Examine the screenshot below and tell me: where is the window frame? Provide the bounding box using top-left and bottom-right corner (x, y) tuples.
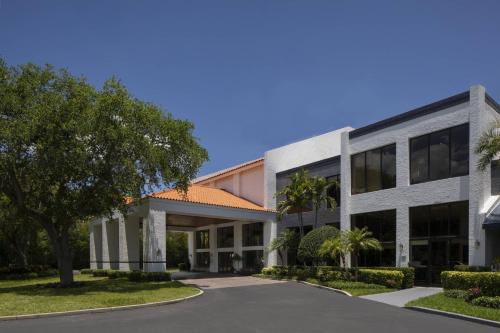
(351, 143), (397, 195)
(410, 123), (469, 185)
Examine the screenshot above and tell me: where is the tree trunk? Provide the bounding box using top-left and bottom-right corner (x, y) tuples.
(313, 207), (318, 229)
(298, 210), (304, 238)
(44, 223), (74, 286)
(353, 253), (359, 281)
(278, 249), (283, 265)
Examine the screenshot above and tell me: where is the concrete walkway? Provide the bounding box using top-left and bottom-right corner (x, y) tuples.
(360, 287), (443, 307)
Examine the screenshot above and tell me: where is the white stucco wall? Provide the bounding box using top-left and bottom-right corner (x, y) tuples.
(264, 127), (353, 210)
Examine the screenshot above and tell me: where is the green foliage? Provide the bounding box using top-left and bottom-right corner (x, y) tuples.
(166, 232), (189, 268)
(441, 271), (500, 296)
(91, 269), (114, 277)
(0, 59), (208, 284)
(361, 266), (415, 289)
(471, 296), (500, 309)
(357, 269), (403, 289)
(275, 169), (312, 237)
(453, 265), (491, 272)
(128, 271), (171, 282)
(316, 266), (346, 282)
(0, 265), (58, 280)
(444, 289), (468, 299)
(309, 176), (338, 228)
(178, 263), (189, 271)
(297, 225), (339, 263)
(475, 121), (500, 170)
(266, 229), (299, 264)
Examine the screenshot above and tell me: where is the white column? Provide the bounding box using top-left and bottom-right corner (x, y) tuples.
(187, 231), (195, 269)
(340, 130), (352, 267)
(89, 222), (97, 269)
(396, 208), (409, 267)
(209, 225), (217, 272)
(263, 219), (277, 267)
(143, 209), (167, 272)
(119, 215), (140, 271)
(101, 219), (111, 269)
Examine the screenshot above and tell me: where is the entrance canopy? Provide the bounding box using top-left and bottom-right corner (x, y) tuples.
(484, 202), (500, 230)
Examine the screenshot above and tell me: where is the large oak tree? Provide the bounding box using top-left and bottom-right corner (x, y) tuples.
(0, 59), (208, 285)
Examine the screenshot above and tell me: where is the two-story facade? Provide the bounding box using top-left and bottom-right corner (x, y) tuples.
(90, 85), (500, 284)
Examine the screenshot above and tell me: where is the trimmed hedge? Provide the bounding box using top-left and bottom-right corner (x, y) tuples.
(128, 271), (171, 282)
(444, 289), (468, 299)
(441, 271), (500, 296)
(0, 265), (58, 280)
(358, 269), (403, 289)
(454, 265), (491, 272)
(362, 267), (414, 289)
(471, 296), (500, 309)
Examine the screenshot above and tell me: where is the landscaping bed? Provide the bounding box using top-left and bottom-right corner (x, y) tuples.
(406, 271), (500, 322)
(0, 274), (199, 316)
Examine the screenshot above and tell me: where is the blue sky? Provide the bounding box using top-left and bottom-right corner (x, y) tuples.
(1, 1), (500, 176)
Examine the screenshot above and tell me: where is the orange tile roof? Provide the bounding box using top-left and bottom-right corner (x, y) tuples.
(149, 184), (270, 212)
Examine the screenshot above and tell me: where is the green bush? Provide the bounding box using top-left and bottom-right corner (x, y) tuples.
(80, 268), (93, 275)
(441, 271), (500, 296)
(316, 266), (350, 282)
(0, 266), (58, 280)
(107, 270), (130, 279)
(358, 269), (403, 289)
(454, 265), (491, 272)
(128, 271), (171, 282)
(362, 267), (414, 289)
(471, 296), (500, 309)
(444, 289), (468, 299)
(178, 263), (189, 271)
(297, 226), (339, 263)
(91, 269), (113, 277)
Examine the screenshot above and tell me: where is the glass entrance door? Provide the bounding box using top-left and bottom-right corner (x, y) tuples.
(218, 252), (233, 273)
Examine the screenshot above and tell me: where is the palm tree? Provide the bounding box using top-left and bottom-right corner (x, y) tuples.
(475, 122), (500, 170)
(275, 169), (312, 238)
(310, 176), (338, 229)
(347, 227), (383, 280)
(319, 232), (350, 270)
(266, 229), (299, 264)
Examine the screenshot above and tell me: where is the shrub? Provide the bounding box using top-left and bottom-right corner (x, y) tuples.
(128, 271), (171, 282)
(441, 271), (500, 296)
(0, 266), (58, 280)
(295, 268), (309, 281)
(107, 270), (130, 279)
(317, 266), (349, 282)
(471, 296), (500, 309)
(91, 269), (113, 277)
(465, 287), (482, 302)
(454, 265), (491, 272)
(297, 226), (339, 263)
(362, 267), (415, 289)
(444, 289), (468, 299)
(80, 269), (93, 275)
(261, 267), (274, 276)
(178, 263), (188, 271)
(358, 269), (403, 289)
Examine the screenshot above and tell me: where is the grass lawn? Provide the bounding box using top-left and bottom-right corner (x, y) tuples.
(0, 274), (200, 317)
(305, 278), (396, 296)
(407, 293), (500, 322)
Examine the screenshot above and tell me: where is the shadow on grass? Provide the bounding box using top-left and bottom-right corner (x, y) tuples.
(0, 279), (188, 297)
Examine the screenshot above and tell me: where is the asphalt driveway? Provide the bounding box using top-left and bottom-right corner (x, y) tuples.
(0, 280), (497, 333)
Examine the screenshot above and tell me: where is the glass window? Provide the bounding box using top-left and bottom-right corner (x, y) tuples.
(196, 230), (210, 249)
(351, 144), (396, 195)
(196, 252), (210, 268)
(450, 125), (469, 177)
(217, 226), (234, 248)
(242, 222), (263, 247)
(410, 135), (429, 184)
(429, 130), (450, 181)
(242, 250), (264, 272)
(430, 204), (449, 236)
(410, 206), (429, 238)
(327, 175), (340, 207)
(351, 153), (365, 194)
(366, 149), (381, 192)
(491, 160), (500, 195)
(410, 124), (469, 184)
(381, 144), (396, 189)
(449, 201), (468, 237)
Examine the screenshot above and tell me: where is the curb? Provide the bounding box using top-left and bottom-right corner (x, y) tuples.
(407, 306), (500, 328)
(0, 289), (204, 322)
(297, 280), (353, 297)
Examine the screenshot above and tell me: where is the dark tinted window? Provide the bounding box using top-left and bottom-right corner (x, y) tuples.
(410, 124), (469, 184)
(217, 226), (234, 248)
(381, 144), (396, 188)
(242, 250), (264, 272)
(242, 222), (263, 247)
(196, 252), (210, 268)
(351, 144), (396, 195)
(327, 175), (340, 207)
(491, 160), (500, 196)
(196, 230), (210, 249)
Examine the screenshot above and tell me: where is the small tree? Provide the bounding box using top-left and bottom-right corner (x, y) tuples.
(275, 169), (312, 238)
(297, 225), (339, 265)
(266, 229), (299, 265)
(347, 227), (382, 280)
(0, 60), (208, 285)
(319, 233), (350, 270)
(475, 122), (500, 170)
(309, 176), (338, 229)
